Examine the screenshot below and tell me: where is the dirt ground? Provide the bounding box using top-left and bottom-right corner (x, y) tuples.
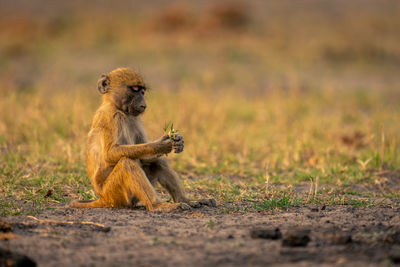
(1, 203), (400, 267)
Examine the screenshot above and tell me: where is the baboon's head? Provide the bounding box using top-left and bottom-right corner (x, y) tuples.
(98, 68), (147, 116)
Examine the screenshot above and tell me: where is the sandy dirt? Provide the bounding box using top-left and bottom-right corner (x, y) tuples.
(1, 203), (400, 267)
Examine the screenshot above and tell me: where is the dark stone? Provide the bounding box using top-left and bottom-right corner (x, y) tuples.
(385, 231), (400, 244)
(101, 227), (111, 233)
(310, 206), (319, 212)
(325, 231), (352, 245)
(250, 228), (282, 240)
(0, 219), (13, 233)
(389, 247), (400, 263)
(282, 230), (311, 247)
(0, 247), (36, 267)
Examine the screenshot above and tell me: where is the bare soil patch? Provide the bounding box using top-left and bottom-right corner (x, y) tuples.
(1, 203), (400, 266)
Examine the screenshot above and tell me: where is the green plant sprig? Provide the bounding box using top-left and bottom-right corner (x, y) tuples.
(163, 121), (179, 140)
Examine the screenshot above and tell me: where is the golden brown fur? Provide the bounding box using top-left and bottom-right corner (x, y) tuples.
(70, 68), (196, 211)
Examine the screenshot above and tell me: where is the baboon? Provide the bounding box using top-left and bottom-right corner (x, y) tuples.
(71, 68), (215, 211)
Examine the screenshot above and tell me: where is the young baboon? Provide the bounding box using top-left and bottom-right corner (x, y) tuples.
(71, 68), (215, 211)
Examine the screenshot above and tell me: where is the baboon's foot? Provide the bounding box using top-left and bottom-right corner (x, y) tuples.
(187, 201), (201, 208)
(152, 202), (182, 212)
(200, 198), (217, 207)
(179, 202), (192, 210)
(187, 198), (217, 208)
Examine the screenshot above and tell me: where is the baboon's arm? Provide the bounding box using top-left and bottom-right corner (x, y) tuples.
(139, 134), (181, 164)
(100, 112), (174, 164)
(102, 120), (172, 164)
(104, 142), (172, 164)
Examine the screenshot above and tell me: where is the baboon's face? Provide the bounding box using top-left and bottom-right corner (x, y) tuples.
(113, 82), (147, 116)
(98, 68), (147, 116)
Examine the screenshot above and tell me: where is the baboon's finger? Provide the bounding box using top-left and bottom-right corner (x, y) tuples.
(173, 146), (184, 153)
(173, 141), (184, 147)
(173, 146), (182, 152)
(179, 203), (192, 210)
(199, 198), (217, 207)
(172, 134), (183, 142)
(173, 142), (184, 147)
(188, 201), (201, 208)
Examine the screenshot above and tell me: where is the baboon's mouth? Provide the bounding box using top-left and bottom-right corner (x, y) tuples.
(128, 105), (145, 116)
(124, 99), (145, 116)
(134, 108), (145, 115)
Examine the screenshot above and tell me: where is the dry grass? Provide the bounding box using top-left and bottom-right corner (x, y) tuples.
(0, 0), (399, 215)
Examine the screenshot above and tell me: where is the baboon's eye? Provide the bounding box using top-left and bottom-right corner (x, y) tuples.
(128, 85), (140, 92)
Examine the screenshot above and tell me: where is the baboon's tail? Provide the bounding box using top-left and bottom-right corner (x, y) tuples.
(70, 199), (105, 208)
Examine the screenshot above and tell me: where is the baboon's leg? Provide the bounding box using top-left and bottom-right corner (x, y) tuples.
(100, 158), (159, 210)
(143, 158), (189, 203)
(101, 158), (180, 211)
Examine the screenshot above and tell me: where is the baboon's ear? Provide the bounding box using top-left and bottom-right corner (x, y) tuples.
(97, 74), (110, 94)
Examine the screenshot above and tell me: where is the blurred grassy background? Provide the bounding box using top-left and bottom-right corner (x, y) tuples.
(1, 0), (399, 215)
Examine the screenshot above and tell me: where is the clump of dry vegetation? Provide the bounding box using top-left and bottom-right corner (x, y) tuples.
(150, 1), (250, 34)
(0, 0), (399, 215)
(205, 1), (250, 30)
(151, 3), (194, 32)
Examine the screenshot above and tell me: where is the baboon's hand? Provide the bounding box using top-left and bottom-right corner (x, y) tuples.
(156, 135), (173, 154)
(172, 134), (184, 153)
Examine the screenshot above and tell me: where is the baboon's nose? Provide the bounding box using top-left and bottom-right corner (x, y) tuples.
(140, 104), (146, 110)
